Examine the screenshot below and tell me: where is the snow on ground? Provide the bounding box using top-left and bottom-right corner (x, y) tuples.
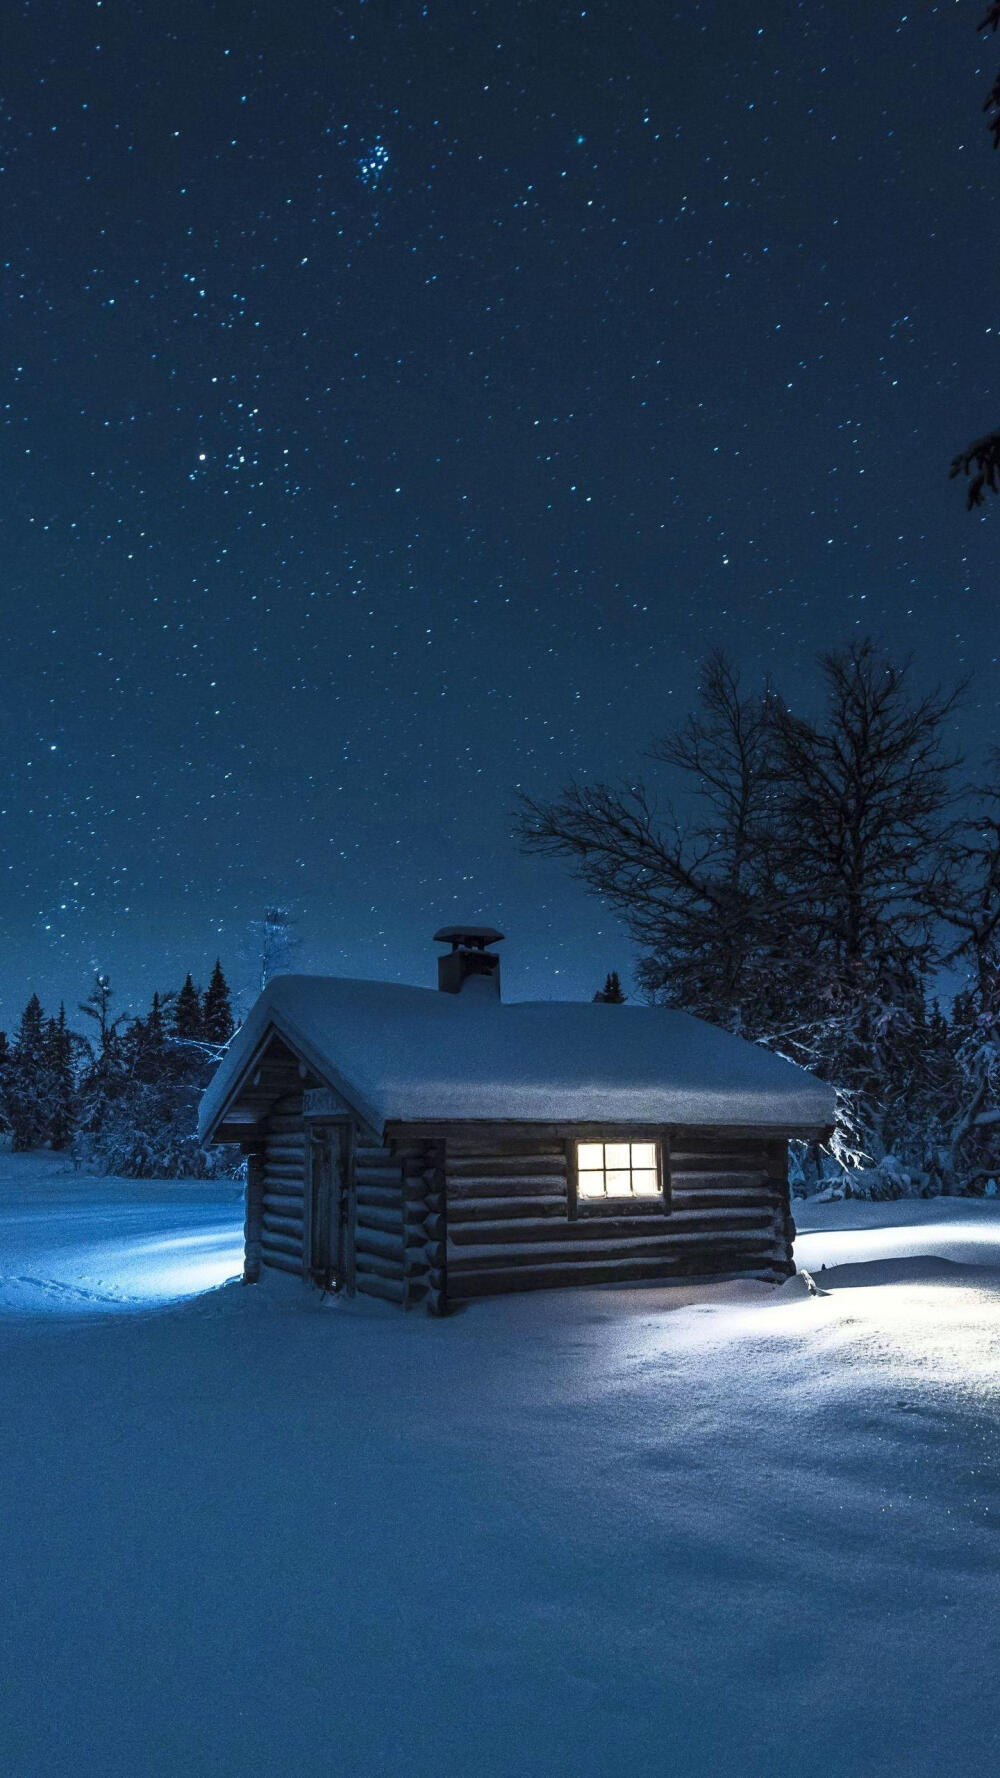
(1, 1150), (998, 1778)
(0, 1149), (244, 1314)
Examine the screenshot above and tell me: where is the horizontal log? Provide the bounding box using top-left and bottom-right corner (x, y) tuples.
(442, 1137), (567, 1158)
(355, 1254), (405, 1282)
(263, 1166), (305, 1186)
(262, 1185), (304, 1203)
(262, 1212), (304, 1237)
(445, 1154), (567, 1178)
(449, 1217), (775, 1249)
(356, 1274), (406, 1305)
(355, 1186), (403, 1212)
(448, 1197), (572, 1224)
(261, 1231), (303, 1259)
(445, 1177), (569, 1200)
(448, 1236), (780, 1271)
(451, 1252), (783, 1299)
(261, 1251), (303, 1277)
(669, 1154), (771, 1174)
(354, 1166), (404, 1187)
(355, 1228), (405, 1260)
(355, 1207), (404, 1237)
(670, 1190), (780, 1212)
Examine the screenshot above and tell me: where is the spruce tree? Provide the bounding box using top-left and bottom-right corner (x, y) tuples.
(593, 971), (627, 1003)
(202, 960), (235, 1045)
(45, 1005), (76, 1150)
(5, 995), (50, 1149)
(172, 973), (203, 1041)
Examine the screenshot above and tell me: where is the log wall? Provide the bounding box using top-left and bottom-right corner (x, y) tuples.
(353, 1140), (447, 1311)
(249, 1111), (794, 1306)
(442, 1130), (793, 1302)
(259, 1094), (308, 1277)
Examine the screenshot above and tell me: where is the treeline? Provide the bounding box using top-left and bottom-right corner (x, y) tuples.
(519, 640), (1000, 1199)
(0, 962), (236, 1178)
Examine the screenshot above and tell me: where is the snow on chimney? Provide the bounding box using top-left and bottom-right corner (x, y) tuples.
(433, 925), (505, 997)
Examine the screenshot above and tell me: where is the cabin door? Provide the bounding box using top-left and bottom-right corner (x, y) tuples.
(307, 1124), (352, 1291)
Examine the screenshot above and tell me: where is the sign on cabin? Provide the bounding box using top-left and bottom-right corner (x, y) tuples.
(303, 1086), (348, 1119)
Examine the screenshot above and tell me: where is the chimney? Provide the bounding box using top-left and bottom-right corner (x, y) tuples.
(433, 925), (505, 997)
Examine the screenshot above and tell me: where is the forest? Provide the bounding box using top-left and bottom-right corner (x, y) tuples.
(0, 963), (236, 1178)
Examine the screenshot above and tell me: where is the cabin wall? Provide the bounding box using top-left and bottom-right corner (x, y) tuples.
(441, 1129), (793, 1302)
(353, 1140), (446, 1312)
(246, 1115), (795, 1306)
(258, 1093), (308, 1276)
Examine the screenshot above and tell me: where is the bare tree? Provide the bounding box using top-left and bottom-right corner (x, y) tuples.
(517, 641), (963, 1173)
(517, 652), (779, 1035)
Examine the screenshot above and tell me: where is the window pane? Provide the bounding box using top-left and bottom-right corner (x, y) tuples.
(577, 1143), (604, 1172)
(631, 1169), (660, 1196)
(605, 1169), (632, 1195)
(605, 1144), (631, 1170)
(630, 1143), (656, 1169)
(577, 1172), (606, 1198)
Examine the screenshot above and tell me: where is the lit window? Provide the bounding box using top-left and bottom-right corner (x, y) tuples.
(576, 1141), (660, 1200)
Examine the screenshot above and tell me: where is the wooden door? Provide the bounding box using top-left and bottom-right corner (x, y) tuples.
(308, 1124), (352, 1290)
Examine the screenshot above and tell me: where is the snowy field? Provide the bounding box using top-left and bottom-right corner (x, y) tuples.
(1, 1152), (998, 1777)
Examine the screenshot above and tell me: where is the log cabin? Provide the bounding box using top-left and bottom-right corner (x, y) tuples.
(198, 927), (835, 1311)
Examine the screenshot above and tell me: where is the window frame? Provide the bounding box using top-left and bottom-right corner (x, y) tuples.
(566, 1132), (671, 1218)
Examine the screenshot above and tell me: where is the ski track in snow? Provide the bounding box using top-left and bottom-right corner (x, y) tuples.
(1, 1150), (999, 1777)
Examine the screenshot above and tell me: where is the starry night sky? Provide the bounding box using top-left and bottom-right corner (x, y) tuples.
(3, 0), (1000, 1025)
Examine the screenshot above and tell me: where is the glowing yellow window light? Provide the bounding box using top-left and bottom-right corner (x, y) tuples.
(576, 1141), (661, 1199)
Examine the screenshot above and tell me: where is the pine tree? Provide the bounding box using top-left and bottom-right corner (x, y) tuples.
(4, 995), (50, 1150)
(172, 973), (203, 1041)
(593, 971), (627, 1003)
(45, 1005), (76, 1150)
(202, 960), (235, 1045)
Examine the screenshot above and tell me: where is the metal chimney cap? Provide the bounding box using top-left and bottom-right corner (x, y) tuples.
(433, 925), (505, 949)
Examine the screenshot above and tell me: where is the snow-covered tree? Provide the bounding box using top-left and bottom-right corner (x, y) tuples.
(44, 1005), (76, 1150)
(172, 973), (204, 1042)
(202, 959), (235, 1045)
(4, 995), (52, 1150)
(763, 642), (961, 1166)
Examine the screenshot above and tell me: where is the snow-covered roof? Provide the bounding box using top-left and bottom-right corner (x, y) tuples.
(199, 974), (835, 1139)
